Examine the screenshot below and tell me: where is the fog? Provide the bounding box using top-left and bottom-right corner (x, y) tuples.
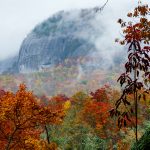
(0, 0), (149, 60)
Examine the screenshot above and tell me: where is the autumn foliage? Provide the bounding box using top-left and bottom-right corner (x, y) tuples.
(81, 86), (120, 142)
(111, 2), (150, 145)
(0, 84), (65, 150)
(0, 1), (149, 150)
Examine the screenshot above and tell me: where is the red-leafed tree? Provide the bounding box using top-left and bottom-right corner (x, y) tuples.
(110, 2), (150, 145)
(82, 86), (114, 139)
(0, 84), (65, 150)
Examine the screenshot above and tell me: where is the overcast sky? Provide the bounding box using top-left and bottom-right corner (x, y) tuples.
(0, 0), (149, 60)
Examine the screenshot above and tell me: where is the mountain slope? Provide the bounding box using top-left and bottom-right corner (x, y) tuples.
(16, 9), (100, 73)
(2, 7), (125, 74)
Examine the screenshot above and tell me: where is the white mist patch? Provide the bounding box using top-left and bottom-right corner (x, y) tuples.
(76, 65), (84, 80)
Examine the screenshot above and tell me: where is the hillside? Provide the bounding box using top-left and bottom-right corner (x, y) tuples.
(1, 7), (124, 74)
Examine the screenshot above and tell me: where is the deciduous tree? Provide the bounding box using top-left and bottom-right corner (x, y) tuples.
(110, 2), (150, 145)
(0, 84), (64, 150)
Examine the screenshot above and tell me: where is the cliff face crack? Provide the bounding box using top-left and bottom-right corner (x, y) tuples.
(12, 9), (99, 73)
(1, 6), (125, 74)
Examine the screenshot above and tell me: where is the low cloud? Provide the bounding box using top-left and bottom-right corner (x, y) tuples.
(0, 0), (149, 60)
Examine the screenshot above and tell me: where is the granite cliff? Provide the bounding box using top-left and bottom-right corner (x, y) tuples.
(16, 9), (100, 73)
(1, 7), (124, 74)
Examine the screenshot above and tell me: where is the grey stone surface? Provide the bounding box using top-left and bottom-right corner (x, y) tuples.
(15, 9), (98, 73)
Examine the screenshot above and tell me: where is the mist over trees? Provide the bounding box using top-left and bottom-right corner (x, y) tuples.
(0, 0), (149, 150)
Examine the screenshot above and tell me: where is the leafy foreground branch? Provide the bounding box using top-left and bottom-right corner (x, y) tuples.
(110, 1), (150, 146)
(131, 125), (150, 150)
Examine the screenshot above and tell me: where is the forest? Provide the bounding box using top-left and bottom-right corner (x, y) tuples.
(0, 1), (150, 150)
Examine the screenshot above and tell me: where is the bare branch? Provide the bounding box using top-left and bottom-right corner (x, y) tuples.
(93, 0), (109, 13)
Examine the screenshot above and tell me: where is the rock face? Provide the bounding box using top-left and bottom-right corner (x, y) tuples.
(1, 7), (124, 74)
(16, 9), (101, 73)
